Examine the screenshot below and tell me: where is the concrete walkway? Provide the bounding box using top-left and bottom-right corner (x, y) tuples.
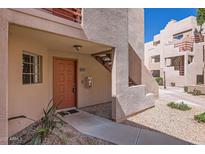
(160, 87), (205, 107)
(62, 111), (190, 145)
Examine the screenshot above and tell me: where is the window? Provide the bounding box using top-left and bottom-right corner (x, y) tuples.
(22, 52), (42, 84)
(196, 75), (204, 85)
(151, 55), (160, 63)
(188, 55), (194, 64)
(173, 34), (183, 40)
(173, 29), (192, 40)
(151, 70), (160, 77)
(153, 40), (160, 46)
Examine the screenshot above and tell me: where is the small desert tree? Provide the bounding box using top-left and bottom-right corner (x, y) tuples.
(196, 8), (205, 34)
(196, 8), (205, 83)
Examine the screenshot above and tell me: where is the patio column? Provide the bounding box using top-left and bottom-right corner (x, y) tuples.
(112, 42), (129, 122)
(110, 10), (129, 122)
(0, 9), (8, 144)
(204, 45), (205, 84)
(82, 8), (129, 122)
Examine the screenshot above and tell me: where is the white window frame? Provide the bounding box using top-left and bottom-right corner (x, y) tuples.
(22, 51), (43, 84)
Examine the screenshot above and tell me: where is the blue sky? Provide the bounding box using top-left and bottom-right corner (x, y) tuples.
(144, 8), (197, 42)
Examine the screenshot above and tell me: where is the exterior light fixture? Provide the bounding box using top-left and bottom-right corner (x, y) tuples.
(73, 45), (82, 51)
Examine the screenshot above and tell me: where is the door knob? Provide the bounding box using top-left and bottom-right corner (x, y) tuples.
(72, 85), (76, 93)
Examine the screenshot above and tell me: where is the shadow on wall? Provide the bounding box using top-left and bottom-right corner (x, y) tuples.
(129, 43), (159, 97)
(112, 85), (155, 122)
(129, 44), (142, 85)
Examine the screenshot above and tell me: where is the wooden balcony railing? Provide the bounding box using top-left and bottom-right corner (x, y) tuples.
(191, 34), (204, 43)
(174, 41), (193, 52)
(41, 8), (82, 23)
(174, 34), (204, 52)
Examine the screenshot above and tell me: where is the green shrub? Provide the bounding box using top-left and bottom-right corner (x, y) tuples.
(197, 81), (203, 85)
(192, 88), (201, 96)
(155, 77), (163, 85)
(184, 86), (188, 92)
(167, 101), (192, 111)
(194, 112), (205, 123)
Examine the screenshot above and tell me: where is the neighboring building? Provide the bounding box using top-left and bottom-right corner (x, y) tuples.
(0, 8), (158, 144)
(145, 16), (205, 87)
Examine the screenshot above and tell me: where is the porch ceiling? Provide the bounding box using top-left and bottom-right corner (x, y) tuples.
(9, 24), (112, 54)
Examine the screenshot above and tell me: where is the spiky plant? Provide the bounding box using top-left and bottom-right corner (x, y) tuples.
(31, 99), (66, 144)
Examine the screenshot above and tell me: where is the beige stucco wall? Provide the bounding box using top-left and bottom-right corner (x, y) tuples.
(165, 66), (186, 86)
(128, 9), (144, 62)
(186, 43), (205, 85)
(82, 9), (129, 121)
(129, 45), (141, 85)
(1, 8), (153, 141)
(83, 8), (155, 121)
(8, 28), (111, 136)
(145, 16), (205, 87)
(0, 9), (9, 144)
(8, 31), (50, 136)
(144, 42), (161, 73)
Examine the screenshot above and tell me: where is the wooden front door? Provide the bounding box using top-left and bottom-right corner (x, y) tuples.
(53, 58), (77, 109)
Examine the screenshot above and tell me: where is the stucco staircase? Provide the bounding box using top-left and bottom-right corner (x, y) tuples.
(92, 51), (136, 86)
(92, 47), (157, 120)
(128, 44), (159, 97)
(91, 47), (159, 96)
(173, 56), (184, 76)
(113, 44), (158, 120)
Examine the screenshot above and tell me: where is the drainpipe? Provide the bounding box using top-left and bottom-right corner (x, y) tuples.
(203, 45), (205, 84)
(163, 70), (166, 89)
(184, 53), (188, 86)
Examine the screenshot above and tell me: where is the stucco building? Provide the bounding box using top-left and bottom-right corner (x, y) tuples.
(145, 16), (205, 87)
(0, 8), (158, 144)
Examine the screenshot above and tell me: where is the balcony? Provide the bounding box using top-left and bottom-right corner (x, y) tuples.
(174, 41), (193, 52)
(41, 8), (82, 23)
(174, 34), (204, 52)
(191, 34), (204, 43)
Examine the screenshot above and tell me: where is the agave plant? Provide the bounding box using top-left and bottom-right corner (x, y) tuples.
(31, 99), (66, 144)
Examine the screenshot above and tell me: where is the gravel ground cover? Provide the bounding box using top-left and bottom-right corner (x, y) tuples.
(9, 118), (113, 145)
(12, 97), (203, 145)
(128, 98), (205, 144)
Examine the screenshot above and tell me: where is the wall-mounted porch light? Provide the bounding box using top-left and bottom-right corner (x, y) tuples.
(73, 45), (82, 51)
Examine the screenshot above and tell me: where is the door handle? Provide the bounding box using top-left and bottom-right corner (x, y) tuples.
(72, 85), (76, 93)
